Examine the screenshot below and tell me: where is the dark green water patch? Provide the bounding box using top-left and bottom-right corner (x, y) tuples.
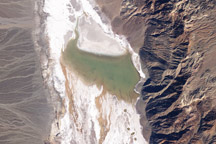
(62, 29), (140, 102)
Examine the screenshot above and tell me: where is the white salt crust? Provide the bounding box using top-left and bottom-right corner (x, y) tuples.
(44, 0), (147, 143)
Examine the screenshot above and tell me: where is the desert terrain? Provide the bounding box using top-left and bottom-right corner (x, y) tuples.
(0, 1), (53, 144)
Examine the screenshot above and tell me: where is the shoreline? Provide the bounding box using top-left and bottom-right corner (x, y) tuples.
(75, 0), (146, 85)
(33, 0), (57, 143)
(35, 0), (72, 143)
(41, 0), (147, 143)
(42, 0), (75, 143)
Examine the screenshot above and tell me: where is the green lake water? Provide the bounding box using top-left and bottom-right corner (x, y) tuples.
(62, 29), (140, 102)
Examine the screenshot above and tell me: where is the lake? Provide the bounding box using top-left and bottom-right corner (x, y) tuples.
(62, 29), (140, 102)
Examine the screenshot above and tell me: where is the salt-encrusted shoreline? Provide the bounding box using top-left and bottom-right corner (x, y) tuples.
(42, 0), (75, 143)
(40, 0), (147, 143)
(77, 0), (145, 77)
(34, 0), (64, 143)
(33, 1), (57, 143)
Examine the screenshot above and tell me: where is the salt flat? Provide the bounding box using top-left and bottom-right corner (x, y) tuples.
(44, 0), (147, 143)
(78, 15), (127, 56)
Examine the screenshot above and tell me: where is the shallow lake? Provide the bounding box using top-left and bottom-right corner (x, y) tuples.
(62, 29), (140, 102)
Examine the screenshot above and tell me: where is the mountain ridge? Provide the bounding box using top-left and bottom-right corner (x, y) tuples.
(96, 0), (216, 143)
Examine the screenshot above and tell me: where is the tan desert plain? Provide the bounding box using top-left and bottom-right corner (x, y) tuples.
(62, 27), (140, 102)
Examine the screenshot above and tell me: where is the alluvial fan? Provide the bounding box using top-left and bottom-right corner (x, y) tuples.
(0, 0), (54, 144)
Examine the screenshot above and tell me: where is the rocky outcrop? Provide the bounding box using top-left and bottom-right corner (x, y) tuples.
(97, 0), (216, 143)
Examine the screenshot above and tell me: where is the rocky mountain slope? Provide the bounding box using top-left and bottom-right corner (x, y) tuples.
(97, 0), (216, 143)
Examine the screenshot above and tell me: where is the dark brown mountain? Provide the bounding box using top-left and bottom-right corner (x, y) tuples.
(97, 0), (216, 143)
